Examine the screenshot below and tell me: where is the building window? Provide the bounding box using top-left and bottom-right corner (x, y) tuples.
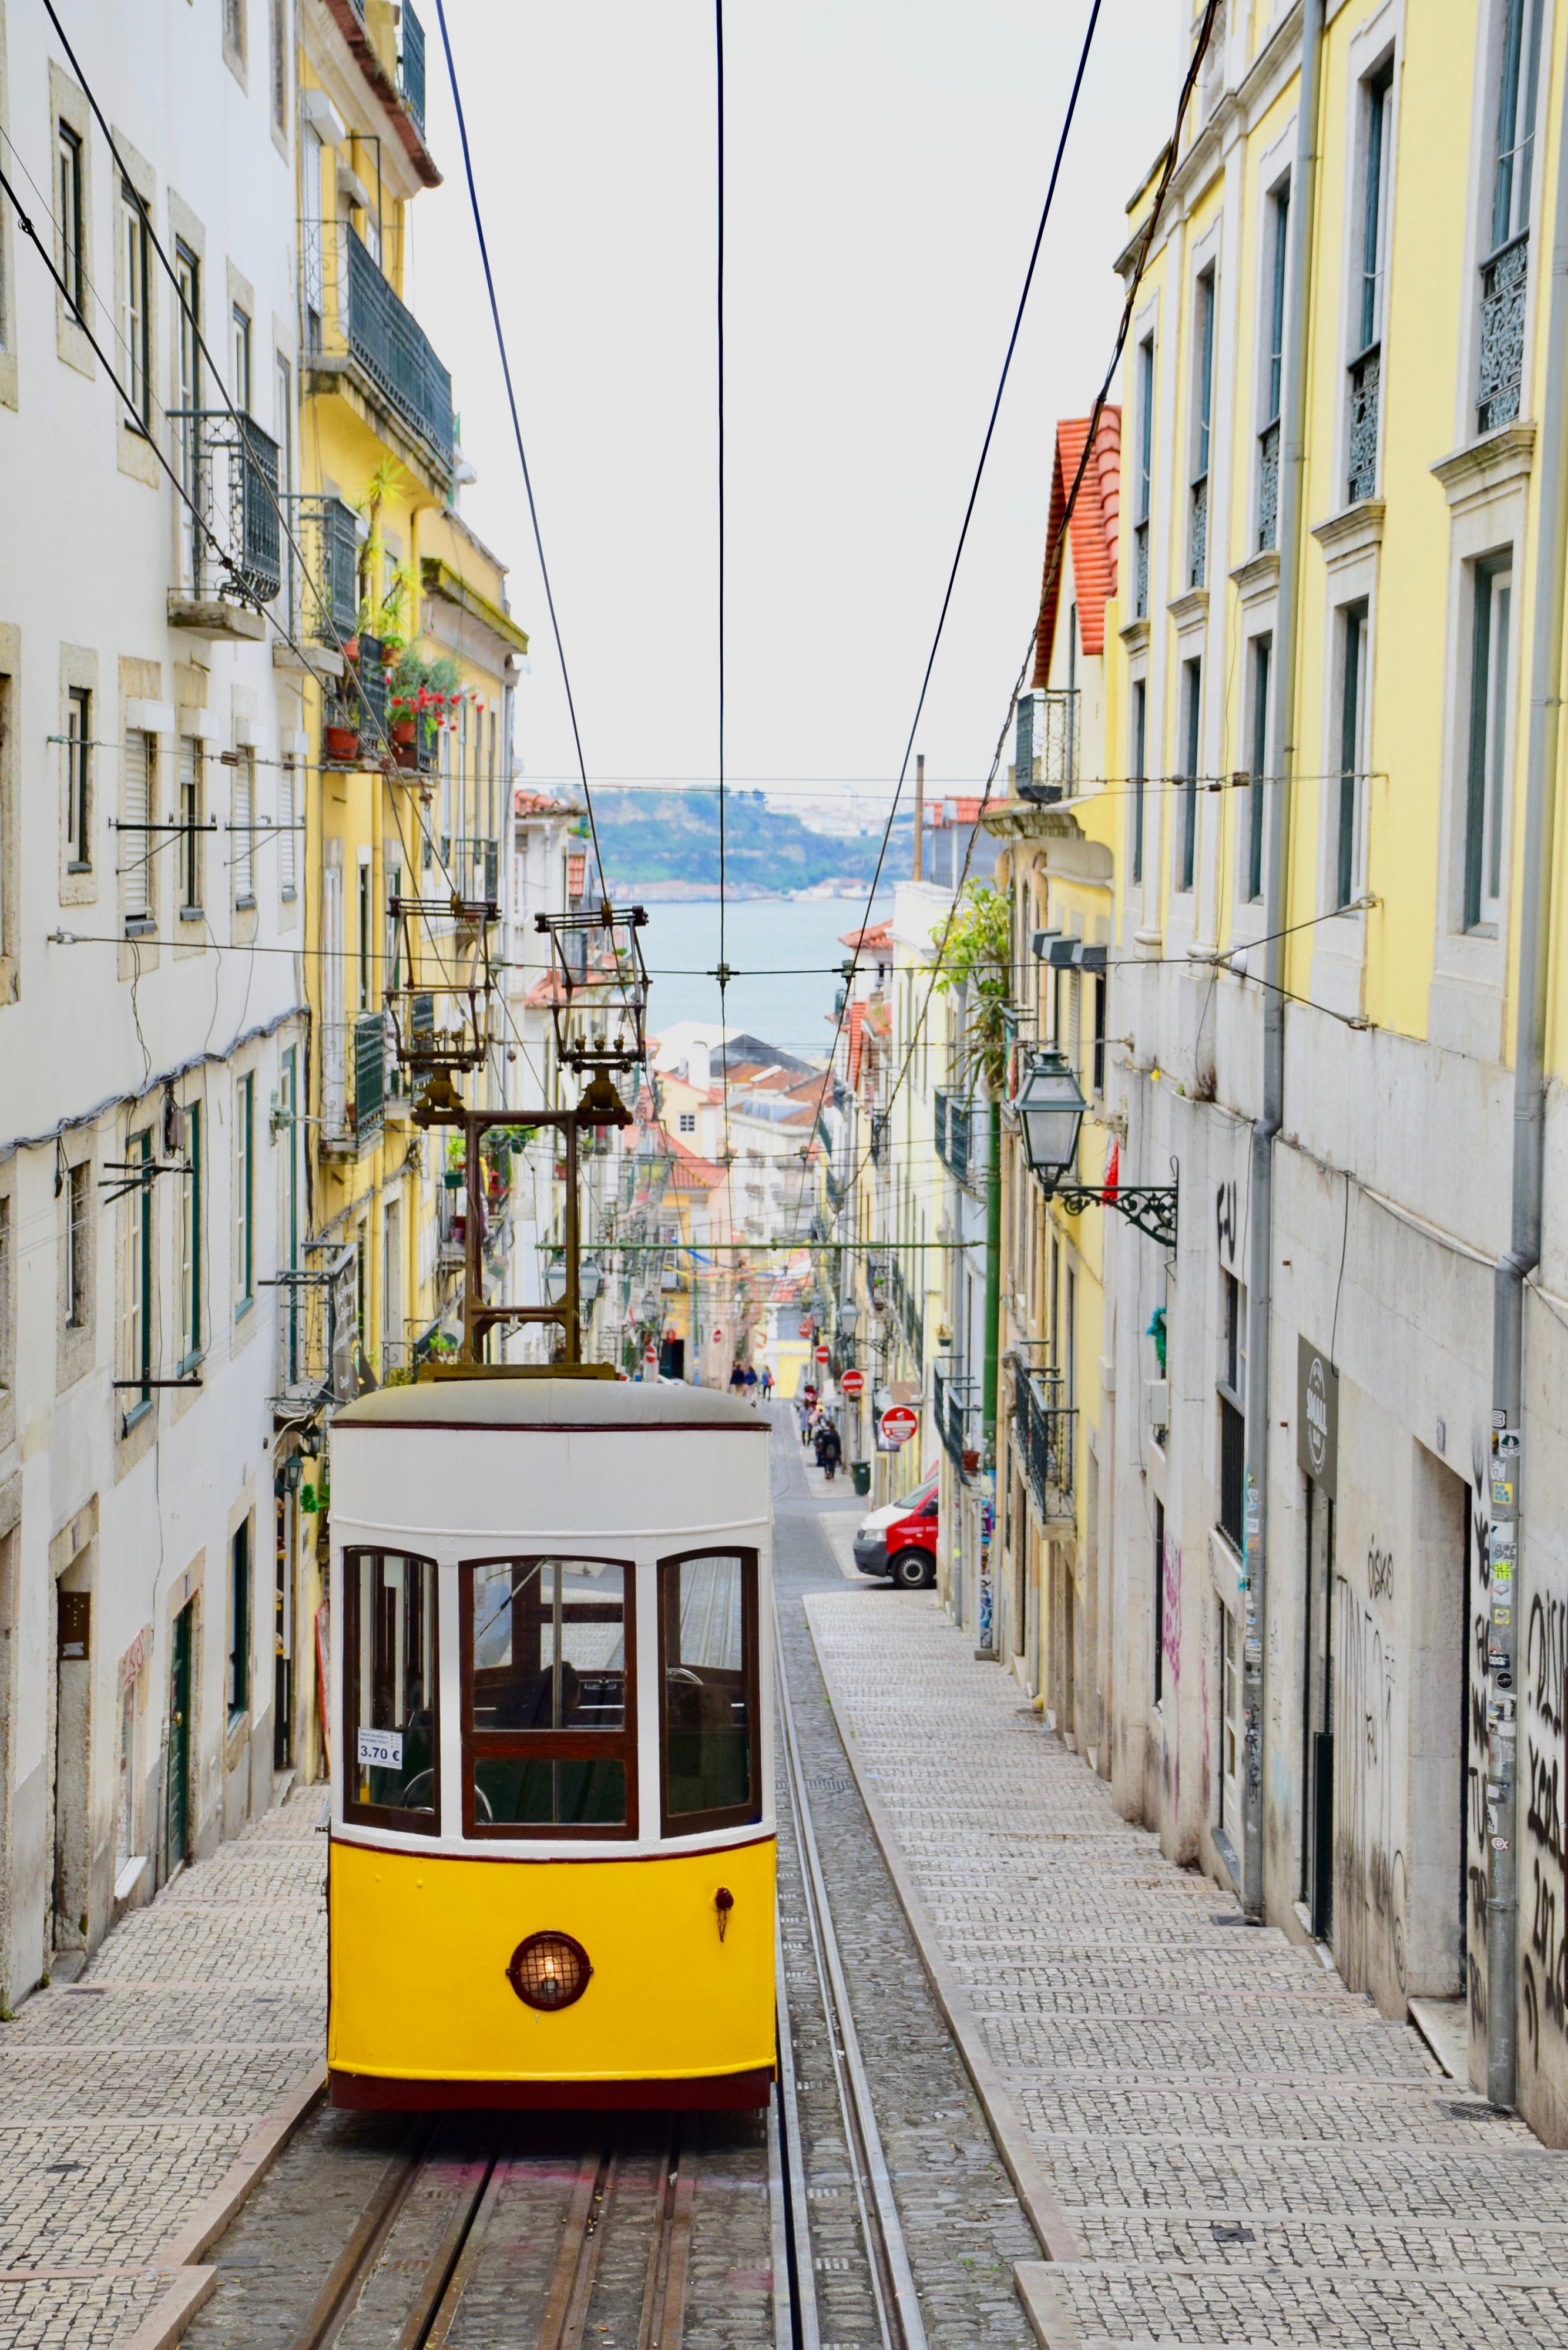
(233, 749), (255, 907)
(236, 1073), (254, 1311)
(123, 1126), (153, 1412)
(1130, 678), (1146, 883)
(121, 183), (152, 429)
(1134, 336), (1153, 619)
(231, 304), (251, 415)
(66, 687), (91, 870)
(1090, 973), (1107, 1096)
(65, 1161), (89, 1328)
(1177, 656), (1201, 891)
(1465, 556), (1513, 929)
(57, 123), (85, 318)
(179, 737), (202, 912)
(1479, 0), (1545, 434)
(1246, 635), (1270, 903)
(678, 1111), (696, 1135)
(180, 1103), (202, 1365)
(358, 858), (372, 1010)
(228, 1517), (250, 1723)
(1190, 267), (1215, 589)
(659, 1551), (760, 1833)
(1258, 184), (1288, 550)
(1335, 602), (1369, 909)
(1348, 66), (1393, 505)
(270, 0), (288, 129)
(1218, 1268), (1245, 1551)
(280, 757), (298, 898)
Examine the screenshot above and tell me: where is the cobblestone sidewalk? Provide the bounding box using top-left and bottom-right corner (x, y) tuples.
(807, 1591), (1568, 2350)
(0, 1791), (324, 2349)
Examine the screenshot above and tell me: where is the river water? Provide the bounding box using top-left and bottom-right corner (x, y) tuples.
(636, 895), (889, 1061)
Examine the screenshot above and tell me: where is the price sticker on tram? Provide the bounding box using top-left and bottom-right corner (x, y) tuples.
(357, 1727), (404, 1771)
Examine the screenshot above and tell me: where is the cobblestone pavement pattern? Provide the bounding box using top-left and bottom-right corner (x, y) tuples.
(0, 1789), (323, 2346)
(806, 1585), (1568, 2347)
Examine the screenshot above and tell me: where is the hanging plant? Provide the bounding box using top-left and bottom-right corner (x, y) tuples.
(934, 879), (1013, 1096)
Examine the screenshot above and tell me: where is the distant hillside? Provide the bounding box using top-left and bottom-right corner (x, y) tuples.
(595, 789), (912, 894)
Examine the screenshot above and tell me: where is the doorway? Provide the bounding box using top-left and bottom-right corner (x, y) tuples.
(1300, 1477), (1335, 1940)
(1408, 1446), (1467, 1996)
(51, 1571), (91, 1959)
(166, 1600), (194, 1876)
(274, 1493), (294, 1772)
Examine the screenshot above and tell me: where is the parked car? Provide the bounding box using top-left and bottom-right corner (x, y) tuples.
(852, 1478), (938, 1588)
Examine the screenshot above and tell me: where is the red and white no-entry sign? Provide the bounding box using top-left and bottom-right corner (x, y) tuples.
(814, 1344), (831, 1365)
(798, 1318), (813, 1338)
(879, 1404), (919, 1447)
(839, 1368), (865, 1399)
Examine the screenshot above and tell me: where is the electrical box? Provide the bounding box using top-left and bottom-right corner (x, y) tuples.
(1146, 1379), (1169, 1431)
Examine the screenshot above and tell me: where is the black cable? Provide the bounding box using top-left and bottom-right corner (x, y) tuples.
(716, 0), (733, 1171)
(785, 0), (1104, 1237)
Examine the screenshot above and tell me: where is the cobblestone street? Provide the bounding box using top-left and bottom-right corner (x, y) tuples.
(806, 1585), (1568, 2348)
(0, 1794), (323, 2349)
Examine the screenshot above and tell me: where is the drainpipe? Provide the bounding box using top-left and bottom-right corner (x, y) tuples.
(1487, 53), (1568, 2112)
(983, 1103), (1002, 1450)
(1242, 0), (1322, 1922)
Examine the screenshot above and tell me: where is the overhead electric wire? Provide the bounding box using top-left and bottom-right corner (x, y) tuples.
(818, 0), (1225, 1228)
(715, 0), (734, 1174)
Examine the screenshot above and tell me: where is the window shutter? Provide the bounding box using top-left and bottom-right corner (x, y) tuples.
(122, 730), (150, 923)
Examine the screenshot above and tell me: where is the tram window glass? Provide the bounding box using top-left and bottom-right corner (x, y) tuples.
(659, 1550), (760, 1832)
(459, 1558), (636, 1837)
(343, 1549), (439, 1832)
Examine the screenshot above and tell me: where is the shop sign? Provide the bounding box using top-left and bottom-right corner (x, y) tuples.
(1297, 1334), (1338, 1497)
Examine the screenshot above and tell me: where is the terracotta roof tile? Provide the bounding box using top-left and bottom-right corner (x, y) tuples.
(1033, 405), (1121, 683)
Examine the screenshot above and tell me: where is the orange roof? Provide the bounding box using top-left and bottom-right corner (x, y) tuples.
(933, 797), (985, 825)
(515, 789), (577, 818)
(847, 999), (865, 1090)
(1033, 405), (1121, 683)
(839, 921), (891, 953)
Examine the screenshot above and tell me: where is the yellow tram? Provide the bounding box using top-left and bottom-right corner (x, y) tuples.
(324, 1377), (776, 2109)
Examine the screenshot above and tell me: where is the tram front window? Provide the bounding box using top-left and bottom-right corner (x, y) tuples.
(344, 1549), (439, 1831)
(660, 1550), (759, 1830)
(461, 1558), (634, 1835)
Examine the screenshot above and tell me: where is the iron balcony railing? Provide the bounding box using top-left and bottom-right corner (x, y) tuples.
(282, 492), (358, 647)
(267, 1244), (357, 1412)
(1478, 230), (1528, 437)
(169, 409), (281, 606)
(1346, 345), (1381, 505)
(1257, 419), (1280, 552)
(1012, 1354), (1076, 1519)
(934, 1360), (980, 1475)
(934, 1089), (989, 1189)
(449, 834), (501, 905)
(401, 0), (427, 133)
(301, 219), (454, 475)
(323, 1012), (388, 1146)
(869, 1112), (889, 1168)
(1014, 689), (1079, 804)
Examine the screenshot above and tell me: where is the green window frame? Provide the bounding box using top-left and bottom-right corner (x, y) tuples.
(236, 1074), (254, 1313)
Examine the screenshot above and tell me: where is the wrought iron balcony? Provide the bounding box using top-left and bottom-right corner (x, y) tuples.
(869, 1111), (889, 1168)
(1188, 474), (1208, 589)
(322, 1012), (388, 1149)
(934, 1360), (980, 1475)
(401, 0), (427, 133)
(1014, 689), (1080, 805)
(283, 492), (358, 648)
(1256, 419), (1280, 552)
(1478, 232), (1528, 435)
(301, 220), (454, 478)
(934, 1088), (988, 1189)
(267, 1244), (357, 1414)
(168, 408), (281, 614)
(1346, 346), (1381, 505)
(1012, 1354), (1075, 1519)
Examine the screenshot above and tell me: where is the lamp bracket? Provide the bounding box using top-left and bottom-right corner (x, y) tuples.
(1045, 1178), (1178, 1251)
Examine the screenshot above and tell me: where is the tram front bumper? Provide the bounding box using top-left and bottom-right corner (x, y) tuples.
(327, 1834), (777, 2108)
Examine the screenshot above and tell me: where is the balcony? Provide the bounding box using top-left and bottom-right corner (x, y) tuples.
(1013, 689), (1080, 805)
(1478, 231), (1528, 435)
(281, 492), (357, 656)
(869, 1112), (889, 1169)
(450, 834), (501, 907)
(268, 1245), (357, 1414)
(1346, 346), (1380, 505)
(167, 409), (280, 636)
(1256, 419), (1280, 552)
(301, 220), (454, 479)
(934, 1088), (987, 1189)
(322, 1012), (388, 1151)
(934, 1360), (981, 1476)
(1012, 1355), (1075, 1519)
(401, 1), (427, 133)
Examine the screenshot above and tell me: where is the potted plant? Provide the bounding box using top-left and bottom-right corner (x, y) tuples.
(324, 691), (361, 764)
(389, 651), (461, 770)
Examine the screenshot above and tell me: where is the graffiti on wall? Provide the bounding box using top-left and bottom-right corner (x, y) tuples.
(1467, 1445), (1492, 2036)
(1335, 1573), (1406, 1998)
(1522, 1592), (1568, 2070)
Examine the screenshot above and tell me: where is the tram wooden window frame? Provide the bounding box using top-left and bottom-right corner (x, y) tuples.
(342, 1546), (441, 1838)
(457, 1555), (639, 1842)
(657, 1547), (762, 1838)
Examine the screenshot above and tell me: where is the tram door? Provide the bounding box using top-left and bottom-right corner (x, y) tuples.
(166, 1600), (194, 1874)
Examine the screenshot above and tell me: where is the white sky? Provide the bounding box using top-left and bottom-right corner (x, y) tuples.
(409, 2), (1179, 820)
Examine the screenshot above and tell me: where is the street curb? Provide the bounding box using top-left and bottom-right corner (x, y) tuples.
(803, 1599), (1086, 2265)
(122, 2058), (327, 2348)
(1013, 2261), (1084, 2349)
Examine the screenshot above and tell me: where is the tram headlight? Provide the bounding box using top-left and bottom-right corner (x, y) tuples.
(506, 1929), (593, 2012)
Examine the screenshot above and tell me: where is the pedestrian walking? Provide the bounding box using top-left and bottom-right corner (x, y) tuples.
(801, 1381), (818, 1444)
(815, 1418), (843, 1482)
(729, 1359), (747, 1395)
(760, 1365), (774, 1402)
(743, 1362), (758, 1404)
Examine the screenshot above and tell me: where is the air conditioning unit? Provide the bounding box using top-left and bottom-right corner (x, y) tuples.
(1146, 1379), (1169, 1430)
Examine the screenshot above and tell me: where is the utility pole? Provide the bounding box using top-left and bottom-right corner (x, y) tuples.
(912, 753), (924, 882)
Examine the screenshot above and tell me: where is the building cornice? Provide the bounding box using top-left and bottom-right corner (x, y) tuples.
(1310, 499), (1386, 569)
(1119, 615), (1152, 654)
(420, 559), (530, 661)
(1431, 423), (1536, 514)
(1168, 585), (1209, 633)
(1229, 548), (1281, 607)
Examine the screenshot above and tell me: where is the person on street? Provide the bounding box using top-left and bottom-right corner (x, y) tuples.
(815, 1416), (843, 1482)
(801, 1382), (818, 1445)
(743, 1362), (758, 1404)
(759, 1364), (774, 1403)
(729, 1359), (747, 1395)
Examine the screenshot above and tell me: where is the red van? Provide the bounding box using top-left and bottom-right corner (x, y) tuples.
(852, 1477), (938, 1588)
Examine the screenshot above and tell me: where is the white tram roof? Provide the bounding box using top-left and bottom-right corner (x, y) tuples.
(333, 1377), (767, 1435)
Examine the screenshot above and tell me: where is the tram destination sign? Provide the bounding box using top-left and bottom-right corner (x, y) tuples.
(1297, 1334), (1339, 1498)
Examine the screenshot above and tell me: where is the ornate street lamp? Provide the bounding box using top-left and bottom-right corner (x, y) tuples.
(838, 1301), (859, 1340)
(1013, 1047), (1178, 1250)
(579, 1260), (603, 1305)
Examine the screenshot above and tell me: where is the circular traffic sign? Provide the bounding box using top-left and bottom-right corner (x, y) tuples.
(879, 1404), (919, 1447)
(798, 1318), (813, 1338)
(814, 1344), (831, 1364)
(839, 1368), (865, 1399)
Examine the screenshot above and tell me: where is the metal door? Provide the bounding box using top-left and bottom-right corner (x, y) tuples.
(166, 1602), (193, 1872)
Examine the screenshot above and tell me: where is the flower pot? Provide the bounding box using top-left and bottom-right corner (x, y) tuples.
(325, 723), (361, 763)
(391, 717), (417, 746)
(962, 1446), (981, 1475)
(394, 738), (419, 771)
